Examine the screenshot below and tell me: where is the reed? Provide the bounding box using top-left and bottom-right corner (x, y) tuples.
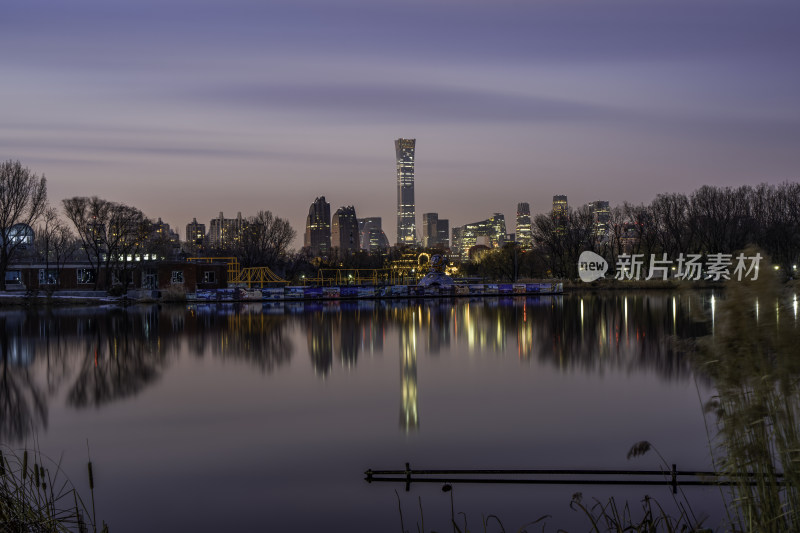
(0, 445), (108, 533)
(692, 250), (800, 532)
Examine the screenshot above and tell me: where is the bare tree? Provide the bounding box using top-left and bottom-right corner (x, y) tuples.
(35, 207), (79, 289)
(236, 210), (296, 268)
(63, 196), (149, 290)
(0, 160), (48, 290)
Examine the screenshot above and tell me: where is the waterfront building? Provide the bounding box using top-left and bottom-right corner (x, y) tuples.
(331, 205), (360, 253)
(358, 217), (389, 253)
(516, 202), (532, 249)
(304, 196), (331, 257)
(395, 138), (417, 245)
(208, 212), (244, 249)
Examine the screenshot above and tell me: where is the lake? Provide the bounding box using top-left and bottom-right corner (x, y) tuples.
(3, 289), (788, 532)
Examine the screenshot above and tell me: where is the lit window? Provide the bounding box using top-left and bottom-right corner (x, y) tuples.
(171, 271), (184, 284)
(77, 269), (96, 284)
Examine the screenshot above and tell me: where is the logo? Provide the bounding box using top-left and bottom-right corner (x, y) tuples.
(578, 251), (608, 282)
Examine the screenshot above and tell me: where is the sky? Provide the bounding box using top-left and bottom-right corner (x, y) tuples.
(2, 0), (800, 248)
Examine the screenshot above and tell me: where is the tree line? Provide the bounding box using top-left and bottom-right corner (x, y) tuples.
(469, 183), (800, 281)
(0, 160), (296, 290)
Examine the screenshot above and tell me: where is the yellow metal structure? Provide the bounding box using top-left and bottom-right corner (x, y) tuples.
(234, 266), (289, 287)
(187, 257), (289, 287)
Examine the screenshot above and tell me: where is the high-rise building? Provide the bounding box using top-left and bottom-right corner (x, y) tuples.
(588, 201), (611, 241)
(516, 203), (532, 249)
(552, 195), (568, 233)
(395, 138), (417, 245)
(437, 218), (449, 249)
(304, 196), (331, 257)
(208, 212), (244, 248)
(359, 217), (390, 252)
(186, 218), (206, 251)
(331, 205), (359, 253)
(422, 213), (438, 248)
(422, 213), (450, 249)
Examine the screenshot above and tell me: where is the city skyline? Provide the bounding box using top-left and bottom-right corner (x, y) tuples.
(2, 0), (799, 248)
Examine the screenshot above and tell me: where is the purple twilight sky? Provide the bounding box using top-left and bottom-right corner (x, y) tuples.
(2, 0), (799, 247)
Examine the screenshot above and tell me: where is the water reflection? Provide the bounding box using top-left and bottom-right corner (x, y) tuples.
(1, 293), (714, 443)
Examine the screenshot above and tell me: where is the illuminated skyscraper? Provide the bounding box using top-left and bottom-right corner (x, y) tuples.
(516, 202), (531, 249)
(304, 196), (331, 257)
(588, 200), (611, 241)
(395, 138), (417, 245)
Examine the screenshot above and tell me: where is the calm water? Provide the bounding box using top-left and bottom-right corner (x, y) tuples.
(2, 292), (737, 531)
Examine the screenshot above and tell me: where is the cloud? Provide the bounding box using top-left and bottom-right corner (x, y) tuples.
(191, 82), (623, 125)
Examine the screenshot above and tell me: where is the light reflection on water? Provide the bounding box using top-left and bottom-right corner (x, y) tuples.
(3, 291), (787, 531)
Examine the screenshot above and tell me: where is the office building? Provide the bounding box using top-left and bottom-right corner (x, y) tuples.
(304, 196), (331, 257)
(454, 213), (506, 259)
(359, 217), (389, 252)
(331, 205), (360, 253)
(588, 200), (611, 241)
(516, 202), (531, 249)
(422, 213), (451, 249)
(395, 138), (417, 245)
(553, 195), (568, 234)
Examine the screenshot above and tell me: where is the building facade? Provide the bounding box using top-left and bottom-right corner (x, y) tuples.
(331, 205), (360, 253)
(395, 138), (417, 246)
(304, 196), (331, 257)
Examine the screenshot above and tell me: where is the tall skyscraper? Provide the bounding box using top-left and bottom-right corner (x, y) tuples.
(331, 205), (359, 253)
(304, 196), (331, 257)
(516, 202), (532, 249)
(395, 138), (417, 246)
(552, 195), (568, 234)
(589, 200), (611, 241)
(422, 213), (438, 248)
(437, 218), (449, 249)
